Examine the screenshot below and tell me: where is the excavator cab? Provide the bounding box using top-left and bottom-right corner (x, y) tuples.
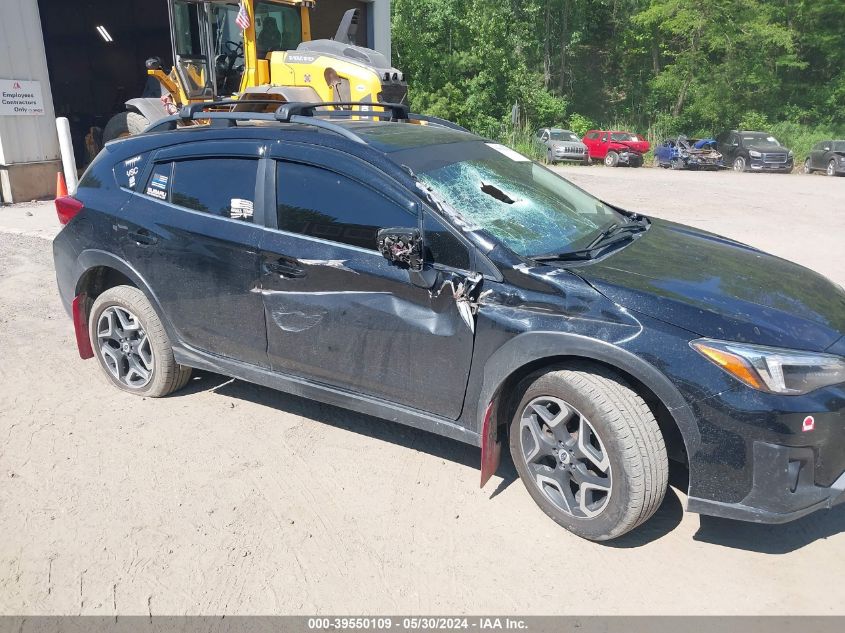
(102, 0), (407, 143)
(166, 0), (306, 101)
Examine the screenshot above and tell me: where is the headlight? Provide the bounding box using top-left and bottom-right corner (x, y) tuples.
(691, 338), (845, 395)
(788, 150), (794, 158)
(749, 150), (762, 158)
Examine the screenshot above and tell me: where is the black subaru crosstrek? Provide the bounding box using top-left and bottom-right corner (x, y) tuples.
(53, 102), (845, 541)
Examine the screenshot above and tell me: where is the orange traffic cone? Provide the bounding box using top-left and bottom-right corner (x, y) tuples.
(56, 171), (68, 198)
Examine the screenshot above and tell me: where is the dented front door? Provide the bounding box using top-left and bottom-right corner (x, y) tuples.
(258, 233), (477, 419)
(258, 153), (476, 420)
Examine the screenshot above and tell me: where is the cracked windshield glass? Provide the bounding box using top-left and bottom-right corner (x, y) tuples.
(415, 142), (620, 257)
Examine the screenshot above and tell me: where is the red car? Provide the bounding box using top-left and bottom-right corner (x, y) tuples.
(582, 130), (650, 167)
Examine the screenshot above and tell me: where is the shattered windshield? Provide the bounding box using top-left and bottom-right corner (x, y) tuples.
(406, 141), (621, 257)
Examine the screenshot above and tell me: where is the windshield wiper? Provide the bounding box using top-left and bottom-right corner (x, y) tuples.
(586, 217), (649, 249)
(532, 217), (649, 262)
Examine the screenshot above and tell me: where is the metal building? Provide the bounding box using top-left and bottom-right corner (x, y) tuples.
(0, 0), (392, 203)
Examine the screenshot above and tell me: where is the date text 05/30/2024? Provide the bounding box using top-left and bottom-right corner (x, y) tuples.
(307, 618), (528, 630)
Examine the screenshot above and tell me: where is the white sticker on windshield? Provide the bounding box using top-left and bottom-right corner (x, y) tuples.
(485, 143), (531, 162)
(767, 137), (777, 143)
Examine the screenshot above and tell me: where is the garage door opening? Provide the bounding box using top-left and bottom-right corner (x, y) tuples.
(38, 0), (371, 168)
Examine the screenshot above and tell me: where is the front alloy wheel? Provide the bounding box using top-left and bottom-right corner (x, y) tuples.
(519, 396), (612, 518)
(803, 158), (812, 174)
(828, 159), (837, 176)
(510, 367), (668, 541)
(733, 156), (746, 172)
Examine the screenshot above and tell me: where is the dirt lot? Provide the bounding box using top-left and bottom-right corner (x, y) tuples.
(1, 168), (844, 616)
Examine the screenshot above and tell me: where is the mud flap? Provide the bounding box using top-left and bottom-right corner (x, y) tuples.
(72, 293), (94, 360)
(480, 401), (501, 488)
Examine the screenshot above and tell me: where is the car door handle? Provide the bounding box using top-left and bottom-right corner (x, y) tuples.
(127, 229), (158, 246)
(264, 258), (305, 278)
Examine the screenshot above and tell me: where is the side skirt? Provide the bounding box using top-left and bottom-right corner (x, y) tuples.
(173, 344), (481, 448)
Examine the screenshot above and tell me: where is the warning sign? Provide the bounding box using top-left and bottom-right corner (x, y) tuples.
(0, 79), (45, 116)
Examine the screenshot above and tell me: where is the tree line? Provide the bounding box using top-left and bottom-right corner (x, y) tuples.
(391, 0), (845, 155)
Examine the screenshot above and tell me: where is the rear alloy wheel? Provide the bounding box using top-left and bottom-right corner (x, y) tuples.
(97, 305), (154, 389)
(510, 367), (668, 541)
(828, 159), (837, 177)
(604, 152), (619, 167)
(733, 156), (747, 172)
(803, 158), (812, 174)
(89, 285), (191, 397)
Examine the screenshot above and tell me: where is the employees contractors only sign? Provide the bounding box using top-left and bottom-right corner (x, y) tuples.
(0, 79), (45, 115)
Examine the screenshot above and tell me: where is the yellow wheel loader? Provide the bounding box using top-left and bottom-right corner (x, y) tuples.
(102, 0), (407, 142)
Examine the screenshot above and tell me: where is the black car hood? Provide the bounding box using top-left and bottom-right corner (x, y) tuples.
(575, 220), (845, 352)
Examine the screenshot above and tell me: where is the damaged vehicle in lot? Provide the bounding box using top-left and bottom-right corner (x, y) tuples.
(53, 101), (845, 541)
(803, 140), (845, 176)
(582, 130), (649, 167)
(716, 130), (794, 173)
(535, 128), (589, 164)
(655, 136), (723, 170)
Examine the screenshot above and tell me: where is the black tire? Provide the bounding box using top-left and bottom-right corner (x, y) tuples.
(604, 151), (619, 167)
(103, 111), (149, 144)
(732, 155), (747, 172)
(89, 285), (191, 397)
(509, 366), (668, 541)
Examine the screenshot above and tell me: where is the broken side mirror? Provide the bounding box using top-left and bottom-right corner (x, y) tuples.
(377, 227), (423, 271)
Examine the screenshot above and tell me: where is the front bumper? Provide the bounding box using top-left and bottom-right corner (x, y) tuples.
(617, 152), (643, 165)
(750, 158), (793, 172)
(689, 441), (845, 523)
(552, 150), (588, 162)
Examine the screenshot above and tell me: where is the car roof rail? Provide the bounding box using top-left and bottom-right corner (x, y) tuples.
(142, 99), (471, 140)
(282, 104), (470, 133)
(275, 101), (411, 122)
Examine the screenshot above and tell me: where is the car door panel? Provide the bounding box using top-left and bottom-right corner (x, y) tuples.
(258, 232), (476, 418)
(119, 145), (269, 367)
(260, 145), (476, 419)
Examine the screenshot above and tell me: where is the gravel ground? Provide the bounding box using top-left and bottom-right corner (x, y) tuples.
(0, 168), (844, 616)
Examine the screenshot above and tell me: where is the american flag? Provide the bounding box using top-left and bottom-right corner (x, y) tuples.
(235, 1), (250, 30)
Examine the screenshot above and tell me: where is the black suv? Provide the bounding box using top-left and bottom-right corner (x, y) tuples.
(716, 130), (794, 173)
(53, 102), (845, 541)
(803, 139), (845, 176)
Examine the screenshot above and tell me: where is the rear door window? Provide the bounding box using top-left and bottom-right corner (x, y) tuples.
(144, 158), (258, 221)
(115, 152), (151, 190)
